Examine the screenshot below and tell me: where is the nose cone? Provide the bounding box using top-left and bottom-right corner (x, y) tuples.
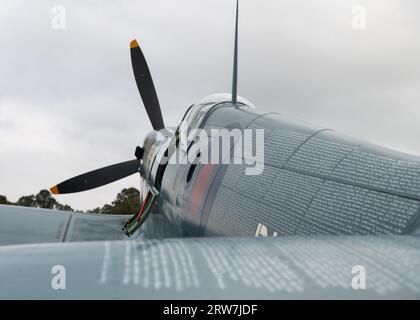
(140, 129), (174, 185)
(143, 130), (159, 150)
(142, 129), (174, 152)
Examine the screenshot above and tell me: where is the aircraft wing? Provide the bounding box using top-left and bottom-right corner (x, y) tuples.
(0, 205), (129, 246)
(0, 235), (419, 299)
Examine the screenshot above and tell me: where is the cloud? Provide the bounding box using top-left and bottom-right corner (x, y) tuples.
(1, 0), (420, 209)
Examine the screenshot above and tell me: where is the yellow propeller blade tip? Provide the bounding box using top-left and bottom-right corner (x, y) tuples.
(50, 186), (59, 195)
(130, 39), (139, 49)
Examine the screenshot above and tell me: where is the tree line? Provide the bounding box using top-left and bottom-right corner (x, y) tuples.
(0, 187), (141, 215)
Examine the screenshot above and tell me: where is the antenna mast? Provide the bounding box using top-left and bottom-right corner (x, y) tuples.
(232, 0), (239, 104)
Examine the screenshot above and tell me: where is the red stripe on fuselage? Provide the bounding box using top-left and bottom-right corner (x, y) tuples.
(190, 164), (215, 217)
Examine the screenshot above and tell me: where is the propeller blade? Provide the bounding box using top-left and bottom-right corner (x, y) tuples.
(50, 159), (140, 195)
(130, 39), (165, 130)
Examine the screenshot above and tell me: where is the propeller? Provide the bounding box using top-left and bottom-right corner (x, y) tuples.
(50, 39), (163, 195)
(130, 40), (165, 130)
(50, 160), (140, 195)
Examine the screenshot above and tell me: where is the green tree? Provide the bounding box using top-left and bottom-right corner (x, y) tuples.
(55, 203), (74, 212)
(6, 190), (74, 212)
(8, 188), (140, 214)
(35, 189), (57, 209)
(16, 195), (36, 207)
(101, 204), (114, 214)
(0, 195), (10, 205)
(110, 188), (140, 214)
(87, 188), (140, 214)
(88, 207), (101, 214)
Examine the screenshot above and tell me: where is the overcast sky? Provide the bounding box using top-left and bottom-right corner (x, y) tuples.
(1, 0), (420, 210)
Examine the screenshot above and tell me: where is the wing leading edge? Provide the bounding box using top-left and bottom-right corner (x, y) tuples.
(0, 236), (419, 299)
